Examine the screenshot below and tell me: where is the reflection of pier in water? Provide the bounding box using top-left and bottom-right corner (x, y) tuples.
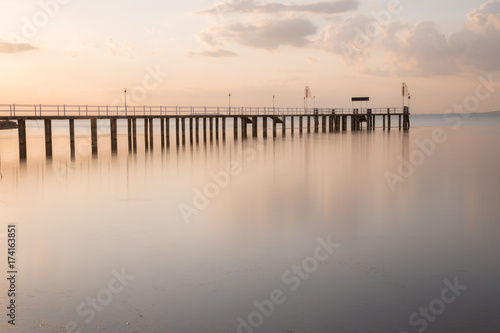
(0, 104), (410, 161)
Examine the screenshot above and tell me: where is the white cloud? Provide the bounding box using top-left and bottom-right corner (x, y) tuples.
(0, 40), (37, 54)
(197, 0), (358, 16)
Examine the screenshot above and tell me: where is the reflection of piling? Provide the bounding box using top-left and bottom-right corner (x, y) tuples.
(18, 119), (27, 161)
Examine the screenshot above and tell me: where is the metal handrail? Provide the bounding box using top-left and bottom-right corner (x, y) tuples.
(0, 104), (407, 117)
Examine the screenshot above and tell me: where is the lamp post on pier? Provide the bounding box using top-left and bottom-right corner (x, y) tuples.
(124, 88), (127, 116)
(228, 92), (231, 115)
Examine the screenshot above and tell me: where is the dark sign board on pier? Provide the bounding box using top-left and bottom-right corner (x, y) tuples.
(351, 97), (370, 102)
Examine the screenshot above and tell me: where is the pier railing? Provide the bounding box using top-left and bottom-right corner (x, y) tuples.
(0, 104), (407, 118)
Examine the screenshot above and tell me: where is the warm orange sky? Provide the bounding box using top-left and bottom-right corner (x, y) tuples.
(1, 0), (499, 113)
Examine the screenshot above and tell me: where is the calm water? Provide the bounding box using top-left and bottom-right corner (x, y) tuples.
(1, 113), (500, 332)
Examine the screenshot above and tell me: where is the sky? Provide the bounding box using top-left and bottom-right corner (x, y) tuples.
(0, 0), (499, 113)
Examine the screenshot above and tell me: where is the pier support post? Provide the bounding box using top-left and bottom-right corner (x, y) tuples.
(282, 116), (286, 136)
(18, 119), (27, 161)
(215, 117), (219, 141)
(222, 117), (226, 140)
(189, 117), (194, 145)
(195, 117), (199, 142)
(69, 119), (75, 158)
(307, 116), (311, 133)
(144, 118), (149, 150)
(45, 119), (53, 158)
(329, 115), (334, 132)
(110, 118), (118, 152)
(165, 118), (170, 147)
(149, 118), (154, 149)
(90, 118), (97, 156)
(314, 115), (319, 133)
(299, 116), (303, 134)
(181, 117), (186, 145)
(263, 116), (267, 138)
(273, 118), (277, 137)
(160, 118), (165, 148)
(291, 116), (294, 135)
(387, 109), (391, 130)
(127, 119), (132, 151)
(342, 115), (347, 131)
(203, 117), (207, 142)
(233, 117), (238, 139)
(252, 116), (258, 138)
(132, 118), (137, 152)
(175, 117), (181, 146)
(241, 117), (247, 138)
(399, 115), (402, 130)
(322, 115), (327, 133)
(209, 117), (213, 142)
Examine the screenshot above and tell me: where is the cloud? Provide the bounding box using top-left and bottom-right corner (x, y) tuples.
(0, 40), (37, 54)
(314, 0), (500, 76)
(197, 0), (358, 16)
(189, 48), (238, 57)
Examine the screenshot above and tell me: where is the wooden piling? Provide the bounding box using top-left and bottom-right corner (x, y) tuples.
(90, 118), (97, 156)
(165, 117), (170, 147)
(222, 117), (226, 140)
(18, 119), (27, 161)
(189, 117), (194, 145)
(127, 118), (132, 151)
(175, 118), (180, 145)
(209, 117), (213, 142)
(69, 119), (75, 158)
(233, 117), (238, 139)
(160, 118), (165, 148)
(132, 118), (137, 152)
(110, 118), (118, 152)
(263, 116), (267, 138)
(181, 117), (186, 145)
(299, 116), (303, 134)
(144, 118), (149, 150)
(45, 119), (52, 158)
(322, 115), (327, 133)
(307, 116), (311, 133)
(314, 115), (319, 133)
(282, 116), (286, 136)
(149, 118), (154, 149)
(291, 116), (294, 135)
(252, 116), (258, 138)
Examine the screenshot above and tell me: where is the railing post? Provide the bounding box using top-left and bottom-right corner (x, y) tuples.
(106, 105), (108, 116)
(86, 104), (88, 116)
(150, 106), (152, 116)
(57, 105), (59, 116)
(78, 105), (81, 117)
(64, 104), (66, 116)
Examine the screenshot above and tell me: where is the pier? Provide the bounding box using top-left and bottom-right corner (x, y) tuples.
(0, 104), (410, 160)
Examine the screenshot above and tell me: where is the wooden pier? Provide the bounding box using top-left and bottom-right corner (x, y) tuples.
(0, 104), (410, 161)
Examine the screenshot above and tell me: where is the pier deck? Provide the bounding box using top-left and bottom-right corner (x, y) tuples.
(0, 104), (410, 161)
